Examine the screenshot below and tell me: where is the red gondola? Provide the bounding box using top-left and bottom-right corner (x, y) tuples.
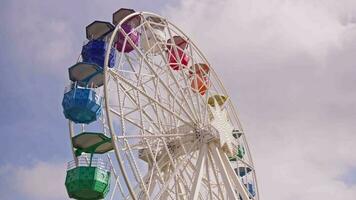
(167, 36), (189, 70)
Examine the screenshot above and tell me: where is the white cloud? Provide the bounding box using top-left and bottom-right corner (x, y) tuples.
(2, 1), (356, 199)
(163, 0), (356, 199)
(0, 161), (67, 200)
(3, 1), (76, 75)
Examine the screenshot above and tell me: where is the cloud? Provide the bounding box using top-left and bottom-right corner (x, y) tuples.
(1, 1), (356, 199)
(163, 0), (356, 199)
(1, 0), (77, 76)
(0, 0), (179, 76)
(0, 161), (67, 200)
(340, 167), (356, 186)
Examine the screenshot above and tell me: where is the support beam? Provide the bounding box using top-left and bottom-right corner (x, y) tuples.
(218, 147), (251, 200)
(190, 144), (207, 200)
(210, 143), (238, 200)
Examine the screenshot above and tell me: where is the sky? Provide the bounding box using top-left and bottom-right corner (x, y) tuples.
(0, 0), (356, 199)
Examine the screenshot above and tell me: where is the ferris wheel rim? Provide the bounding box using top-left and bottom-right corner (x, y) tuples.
(98, 11), (259, 200)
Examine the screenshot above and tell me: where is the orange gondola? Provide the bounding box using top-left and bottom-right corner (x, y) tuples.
(189, 63), (210, 95)
(188, 63), (210, 78)
(191, 74), (210, 95)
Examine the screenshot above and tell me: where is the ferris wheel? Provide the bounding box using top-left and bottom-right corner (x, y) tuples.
(62, 8), (259, 200)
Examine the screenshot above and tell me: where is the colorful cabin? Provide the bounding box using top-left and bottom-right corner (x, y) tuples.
(72, 39), (115, 88)
(167, 36), (189, 70)
(189, 63), (210, 77)
(190, 63), (210, 95)
(141, 16), (166, 54)
(113, 8), (140, 27)
(70, 23), (116, 88)
(191, 75), (209, 95)
(65, 132), (113, 200)
(235, 167), (252, 177)
(245, 183), (256, 197)
(62, 87), (102, 124)
(232, 129), (242, 139)
(65, 157), (111, 200)
(86, 21), (114, 40)
(72, 132), (114, 157)
(69, 62), (104, 88)
(81, 39), (116, 69)
(113, 8), (141, 53)
(229, 145), (245, 161)
(237, 145), (245, 159)
(208, 95), (228, 107)
(115, 23), (140, 52)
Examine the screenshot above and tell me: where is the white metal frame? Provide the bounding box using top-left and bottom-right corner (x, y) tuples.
(67, 11), (259, 200)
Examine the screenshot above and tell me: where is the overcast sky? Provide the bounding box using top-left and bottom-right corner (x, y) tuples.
(1, 0), (356, 199)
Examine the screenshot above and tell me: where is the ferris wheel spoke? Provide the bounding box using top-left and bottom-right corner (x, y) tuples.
(186, 45), (211, 123)
(116, 133), (193, 140)
(163, 168), (186, 200)
(188, 158), (215, 199)
(165, 72), (202, 126)
(218, 145), (252, 200)
(177, 70), (203, 124)
(116, 79), (164, 134)
(119, 101), (155, 119)
(123, 140), (151, 199)
(116, 30), (197, 124)
(110, 86), (177, 137)
(110, 107), (155, 135)
(152, 73), (196, 125)
(210, 143), (242, 200)
(184, 158), (222, 200)
(164, 23), (202, 123)
(149, 65), (190, 133)
(237, 157), (254, 170)
(127, 140), (166, 198)
(138, 59), (198, 125)
(179, 173), (190, 197)
(145, 166), (158, 196)
(155, 54), (199, 123)
(134, 70), (174, 138)
(190, 144), (207, 200)
(175, 173), (189, 200)
(145, 140), (166, 186)
(204, 155), (214, 200)
(207, 148), (226, 199)
(147, 137), (190, 192)
(188, 41), (214, 123)
(168, 160), (197, 197)
(109, 69), (194, 127)
(106, 156), (127, 200)
(112, 75), (139, 200)
(152, 139), (199, 199)
(124, 53), (166, 126)
(110, 71), (167, 125)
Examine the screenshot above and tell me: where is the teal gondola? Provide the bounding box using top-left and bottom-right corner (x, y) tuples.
(62, 87), (102, 124)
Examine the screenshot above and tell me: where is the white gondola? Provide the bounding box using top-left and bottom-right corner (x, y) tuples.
(141, 16), (166, 54)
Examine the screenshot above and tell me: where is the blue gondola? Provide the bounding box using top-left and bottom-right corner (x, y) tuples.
(246, 183), (256, 197)
(234, 167), (252, 177)
(83, 20), (116, 69)
(68, 20), (117, 88)
(81, 39), (116, 68)
(68, 62), (103, 88)
(68, 40), (115, 88)
(86, 21), (114, 41)
(62, 87), (102, 124)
